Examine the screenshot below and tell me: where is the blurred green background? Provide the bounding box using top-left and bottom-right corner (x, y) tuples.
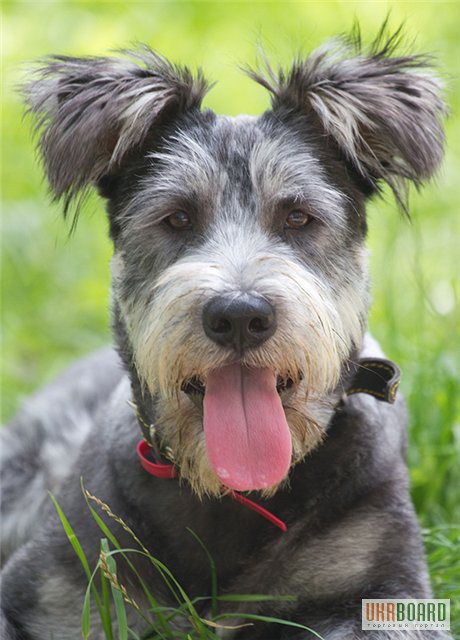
(1, 0), (459, 626)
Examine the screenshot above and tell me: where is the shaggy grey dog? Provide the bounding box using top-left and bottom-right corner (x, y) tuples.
(0, 25), (451, 639)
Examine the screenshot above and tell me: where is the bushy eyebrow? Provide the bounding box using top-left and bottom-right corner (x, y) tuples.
(250, 137), (348, 229)
(120, 129), (226, 229)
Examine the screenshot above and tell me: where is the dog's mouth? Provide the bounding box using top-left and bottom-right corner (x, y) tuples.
(182, 374), (297, 398)
(181, 365), (297, 492)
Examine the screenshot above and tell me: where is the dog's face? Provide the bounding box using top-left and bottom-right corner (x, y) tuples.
(26, 32), (446, 496)
(111, 112), (368, 495)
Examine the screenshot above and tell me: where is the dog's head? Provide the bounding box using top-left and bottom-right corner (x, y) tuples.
(25, 27), (446, 496)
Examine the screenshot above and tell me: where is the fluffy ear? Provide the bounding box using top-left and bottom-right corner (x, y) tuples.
(24, 46), (210, 215)
(249, 25), (447, 209)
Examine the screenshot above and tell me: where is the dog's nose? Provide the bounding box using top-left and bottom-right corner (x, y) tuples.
(203, 294), (276, 351)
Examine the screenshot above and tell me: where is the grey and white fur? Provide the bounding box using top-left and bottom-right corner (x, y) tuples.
(0, 24), (451, 639)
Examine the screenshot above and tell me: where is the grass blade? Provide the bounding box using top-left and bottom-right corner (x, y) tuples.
(216, 594), (296, 603)
(101, 539), (129, 640)
(100, 559), (115, 639)
(81, 583), (92, 639)
(186, 528), (218, 618)
(50, 493), (91, 579)
(50, 493), (113, 638)
(214, 612), (325, 639)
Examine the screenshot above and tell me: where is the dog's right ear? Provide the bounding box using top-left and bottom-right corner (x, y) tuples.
(24, 47), (210, 217)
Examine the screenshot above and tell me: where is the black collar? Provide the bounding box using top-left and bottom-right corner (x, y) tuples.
(345, 357), (400, 403)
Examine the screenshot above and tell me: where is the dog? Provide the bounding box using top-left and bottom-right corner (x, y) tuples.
(0, 25), (452, 639)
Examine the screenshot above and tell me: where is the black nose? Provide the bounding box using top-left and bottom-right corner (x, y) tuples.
(203, 293), (276, 351)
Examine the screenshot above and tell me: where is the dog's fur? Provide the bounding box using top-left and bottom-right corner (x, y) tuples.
(0, 26), (452, 639)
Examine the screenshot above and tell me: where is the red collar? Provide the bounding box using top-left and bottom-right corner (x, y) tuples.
(137, 439), (287, 533)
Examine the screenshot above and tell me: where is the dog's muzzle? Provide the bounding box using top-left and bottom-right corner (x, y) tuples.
(200, 293), (291, 492)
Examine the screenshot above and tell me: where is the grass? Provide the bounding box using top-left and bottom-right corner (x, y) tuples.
(52, 487), (324, 640)
(51, 489), (460, 638)
(1, 1), (459, 637)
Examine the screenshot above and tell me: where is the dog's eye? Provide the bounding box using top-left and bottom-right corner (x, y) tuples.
(284, 210), (311, 229)
(166, 211), (192, 230)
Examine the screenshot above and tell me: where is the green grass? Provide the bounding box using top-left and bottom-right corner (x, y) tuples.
(2, 0), (459, 636)
(53, 488), (324, 639)
(51, 490), (460, 638)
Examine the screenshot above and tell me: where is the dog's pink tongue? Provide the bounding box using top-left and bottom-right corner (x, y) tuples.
(203, 364), (292, 491)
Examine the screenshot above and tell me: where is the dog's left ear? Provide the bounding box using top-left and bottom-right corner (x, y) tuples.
(250, 25), (447, 208)
(24, 46), (210, 217)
